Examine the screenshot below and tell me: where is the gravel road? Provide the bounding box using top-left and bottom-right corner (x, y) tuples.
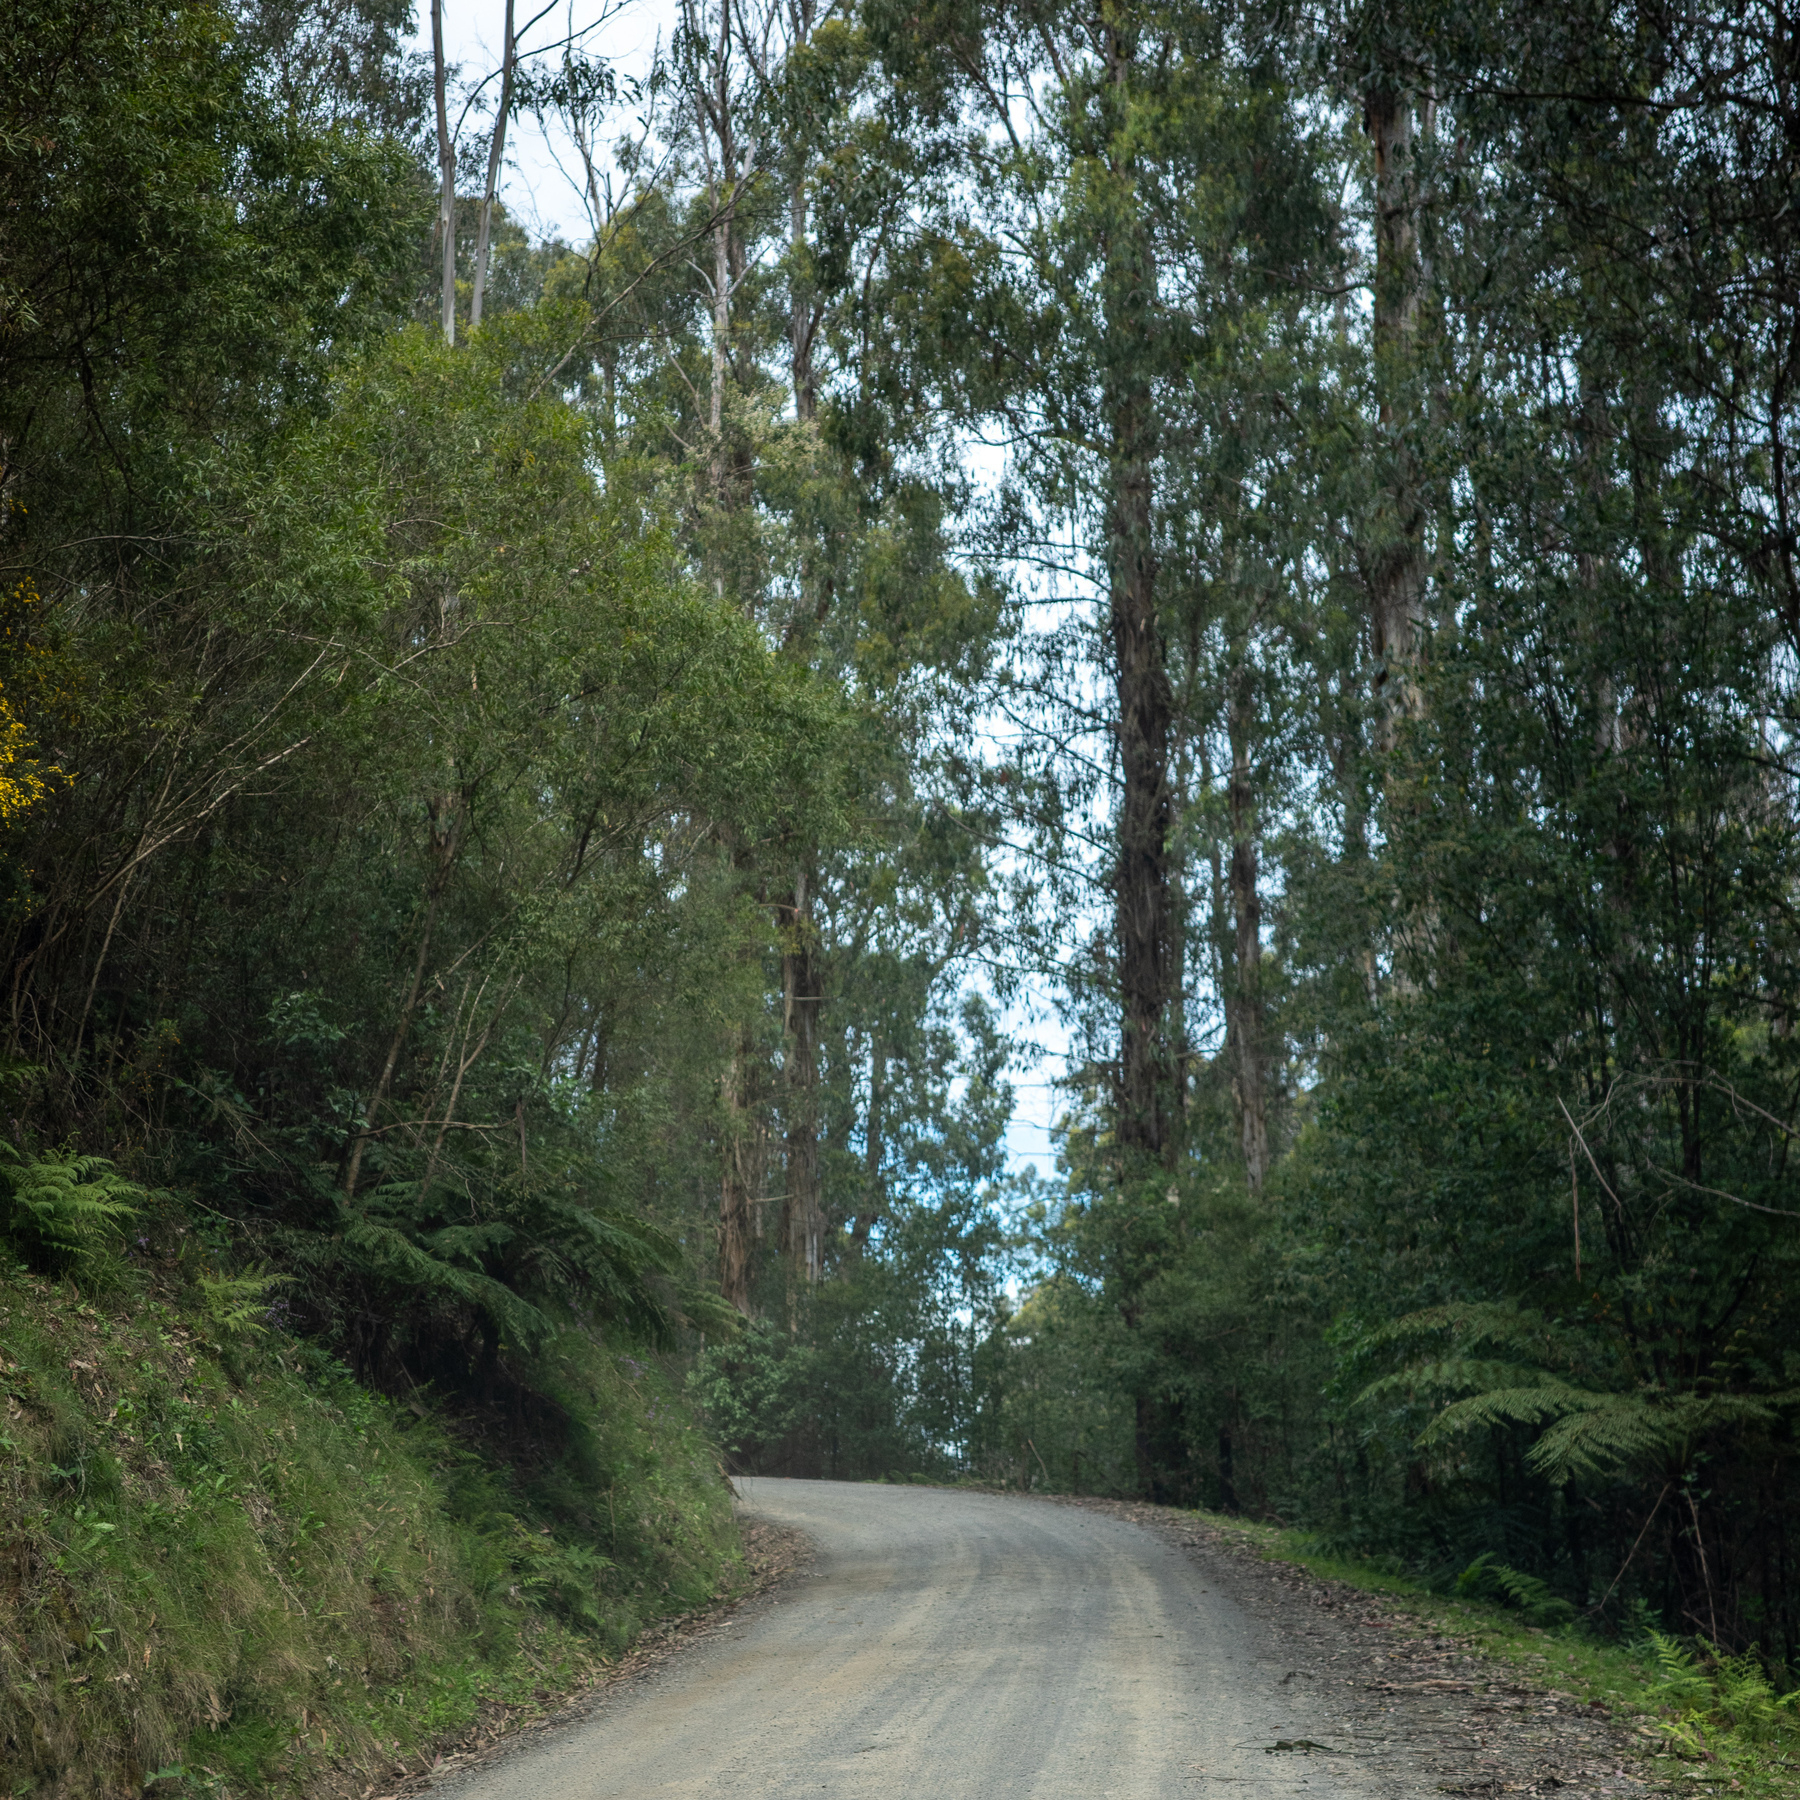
(433, 1477), (1397, 1799)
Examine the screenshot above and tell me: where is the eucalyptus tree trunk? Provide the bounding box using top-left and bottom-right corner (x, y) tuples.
(789, 175), (815, 422)
(1110, 467), (1173, 1166)
(786, 0), (818, 427)
(432, 0), (455, 344)
(710, 209), (731, 501)
(685, 0), (772, 1308)
(1225, 675), (1268, 1189)
(688, 0), (744, 506)
(776, 12), (831, 1279)
(780, 868), (824, 1284)
(1102, 22), (1175, 1169)
(1365, 79), (1428, 733)
(469, 0), (516, 332)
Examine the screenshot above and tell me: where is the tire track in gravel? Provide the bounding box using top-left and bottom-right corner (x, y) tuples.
(421, 1481), (1666, 1800)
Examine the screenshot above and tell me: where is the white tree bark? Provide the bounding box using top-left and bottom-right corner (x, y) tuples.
(432, 0), (456, 343)
(470, 0), (516, 332)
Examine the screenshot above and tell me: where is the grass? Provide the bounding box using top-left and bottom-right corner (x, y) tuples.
(0, 1257), (744, 1799)
(1190, 1511), (1800, 1799)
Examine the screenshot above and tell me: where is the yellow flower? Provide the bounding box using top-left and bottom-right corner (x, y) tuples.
(0, 681), (53, 823)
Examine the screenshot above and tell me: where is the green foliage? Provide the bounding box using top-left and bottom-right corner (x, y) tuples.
(0, 1144), (148, 1283)
(1636, 1634), (1800, 1763)
(1644, 1631), (1720, 1715)
(1455, 1554), (1578, 1628)
(695, 1178), (1013, 1481)
(692, 0), (1800, 1694)
(0, 1266), (740, 1797)
(192, 1267), (289, 1344)
(11, 0), (1800, 1764)
(1696, 1653), (1800, 1747)
(501, 1518), (616, 1630)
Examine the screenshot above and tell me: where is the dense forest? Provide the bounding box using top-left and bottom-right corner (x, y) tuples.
(2, 0), (1798, 1779)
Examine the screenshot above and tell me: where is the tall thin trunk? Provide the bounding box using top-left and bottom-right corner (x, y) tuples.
(419, 975), (516, 1200)
(1093, 22), (1184, 1505)
(469, 0), (516, 332)
(687, 0), (769, 1303)
(778, 125), (831, 1235)
(1105, 300), (1173, 1156)
(72, 867), (134, 1064)
(1365, 79), (1427, 731)
(1200, 733), (1231, 1056)
(784, 0), (817, 419)
(697, 0), (737, 507)
(1109, 431), (1172, 1166)
(1168, 829), (1190, 1137)
(1324, 675), (1379, 1004)
(1226, 674), (1268, 1190)
(1100, 22), (1174, 1170)
(780, 868), (824, 1283)
(718, 1027), (756, 1314)
(789, 175), (815, 423)
(710, 209), (731, 504)
(432, 0), (456, 344)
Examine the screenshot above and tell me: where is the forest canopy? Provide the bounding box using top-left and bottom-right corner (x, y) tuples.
(2, 0), (1798, 1708)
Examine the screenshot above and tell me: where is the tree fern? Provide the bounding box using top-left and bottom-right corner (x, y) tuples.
(1359, 1358), (1568, 1409)
(1358, 1305), (1800, 1483)
(1527, 1391), (1791, 1482)
(343, 1215), (555, 1352)
(1356, 1303), (1588, 1365)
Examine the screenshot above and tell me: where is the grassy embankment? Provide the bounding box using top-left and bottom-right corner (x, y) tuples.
(0, 1252), (741, 1799)
(1197, 1511), (1800, 1798)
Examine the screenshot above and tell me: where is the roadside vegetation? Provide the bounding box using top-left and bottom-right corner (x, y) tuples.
(0, 0), (996, 1789)
(0, 1163), (737, 1798)
(1196, 1513), (1800, 1799)
(670, 0), (1800, 1729)
(4, 0), (1798, 1779)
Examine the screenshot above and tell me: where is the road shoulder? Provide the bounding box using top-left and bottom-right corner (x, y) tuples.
(1055, 1495), (1663, 1800)
(376, 1513), (814, 1800)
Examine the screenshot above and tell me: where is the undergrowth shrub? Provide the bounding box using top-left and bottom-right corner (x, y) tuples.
(0, 1264), (741, 1799)
(0, 1144), (148, 1286)
(1641, 1631), (1800, 1757)
(1455, 1552), (1578, 1627)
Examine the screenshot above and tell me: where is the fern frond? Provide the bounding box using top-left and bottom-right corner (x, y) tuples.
(1359, 1359), (1550, 1408)
(1645, 1631), (1713, 1709)
(194, 1265), (290, 1340)
(343, 1219), (553, 1350)
(1527, 1390), (1788, 1481)
(0, 1142), (153, 1278)
(1356, 1302), (1584, 1362)
(676, 1282), (745, 1339)
(1416, 1380), (1597, 1445)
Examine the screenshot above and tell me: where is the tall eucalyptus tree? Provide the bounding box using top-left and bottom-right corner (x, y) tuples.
(546, 0), (1006, 1316)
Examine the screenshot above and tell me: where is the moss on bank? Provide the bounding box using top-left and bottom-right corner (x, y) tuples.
(0, 1263), (740, 1798)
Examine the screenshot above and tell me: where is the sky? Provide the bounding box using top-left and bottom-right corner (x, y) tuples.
(414, 0), (671, 245)
(413, 0), (1073, 1177)
(994, 1000), (1071, 1178)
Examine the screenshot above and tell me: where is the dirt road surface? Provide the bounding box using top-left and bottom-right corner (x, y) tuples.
(432, 1478), (1657, 1800)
